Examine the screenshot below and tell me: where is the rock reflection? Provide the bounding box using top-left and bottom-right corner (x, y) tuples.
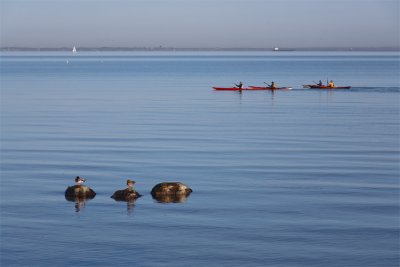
(111, 192), (140, 215)
(65, 183), (96, 213)
(151, 193), (191, 203)
(64, 195), (93, 212)
(126, 200), (136, 215)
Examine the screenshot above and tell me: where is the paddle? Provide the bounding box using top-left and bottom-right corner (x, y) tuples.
(264, 82), (271, 88)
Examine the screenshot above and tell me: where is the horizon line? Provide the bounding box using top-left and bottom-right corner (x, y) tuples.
(1, 46), (399, 52)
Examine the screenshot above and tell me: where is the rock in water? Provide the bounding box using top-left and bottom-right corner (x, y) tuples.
(111, 189), (142, 201)
(151, 182), (192, 203)
(65, 185), (96, 201)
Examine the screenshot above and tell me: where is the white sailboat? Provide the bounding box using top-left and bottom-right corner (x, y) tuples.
(72, 46), (77, 53)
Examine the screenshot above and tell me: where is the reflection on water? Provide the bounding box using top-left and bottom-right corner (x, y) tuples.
(64, 184), (96, 212)
(127, 200), (136, 215)
(111, 191), (141, 215)
(64, 196), (93, 212)
(152, 193), (192, 203)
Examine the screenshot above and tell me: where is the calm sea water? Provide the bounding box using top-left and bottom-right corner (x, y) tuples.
(1, 51), (399, 267)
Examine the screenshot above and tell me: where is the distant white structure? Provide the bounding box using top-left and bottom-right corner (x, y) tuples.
(273, 47), (279, 51)
(72, 46), (77, 53)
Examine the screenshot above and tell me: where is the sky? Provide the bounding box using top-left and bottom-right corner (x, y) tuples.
(0, 0), (399, 48)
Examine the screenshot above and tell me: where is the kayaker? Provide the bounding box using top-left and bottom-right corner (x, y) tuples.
(328, 80), (335, 88)
(235, 81), (243, 89)
(264, 81), (276, 89)
(318, 80), (323, 86)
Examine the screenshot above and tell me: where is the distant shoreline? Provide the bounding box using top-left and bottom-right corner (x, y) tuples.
(1, 47), (399, 52)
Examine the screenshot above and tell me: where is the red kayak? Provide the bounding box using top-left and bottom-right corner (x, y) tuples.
(213, 86), (291, 91)
(249, 86), (292, 90)
(304, 85), (351, 89)
(213, 87), (251, 91)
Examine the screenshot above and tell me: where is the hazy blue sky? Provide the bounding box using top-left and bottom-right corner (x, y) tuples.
(1, 0), (398, 48)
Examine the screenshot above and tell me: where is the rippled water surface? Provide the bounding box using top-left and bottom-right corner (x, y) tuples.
(1, 51), (399, 267)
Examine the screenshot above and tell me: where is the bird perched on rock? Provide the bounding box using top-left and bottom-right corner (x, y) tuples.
(65, 176), (96, 201)
(111, 179), (142, 201)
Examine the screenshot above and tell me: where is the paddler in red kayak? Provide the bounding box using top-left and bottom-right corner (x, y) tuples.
(235, 81), (243, 89)
(264, 81), (276, 89)
(328, 80), (335, 88)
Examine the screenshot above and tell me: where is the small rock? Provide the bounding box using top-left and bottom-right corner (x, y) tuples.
(151, 182), (192, 203)
(111, 189), (142, 202)
(65, 185), (96, 201)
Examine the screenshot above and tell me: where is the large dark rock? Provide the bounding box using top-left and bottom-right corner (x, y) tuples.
(111, 189), (142, 202)
(151, 182), (192, 203)
(65, 185), (96, 201)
